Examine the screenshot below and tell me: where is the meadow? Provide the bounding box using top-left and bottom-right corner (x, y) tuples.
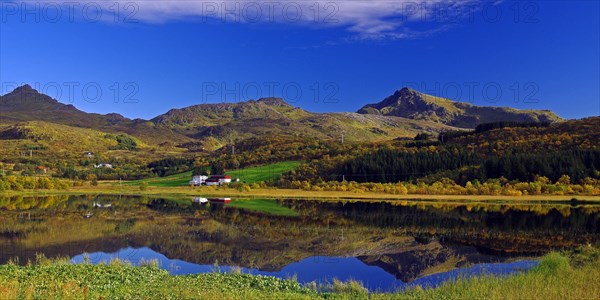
(120, 171), (194, 187)
(118, 161), (301, 187)
(0, 247), (598, 299)
(227, 161), (301, 184)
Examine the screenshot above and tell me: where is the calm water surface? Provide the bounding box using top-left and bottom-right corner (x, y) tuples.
(1, 195), (598, 292)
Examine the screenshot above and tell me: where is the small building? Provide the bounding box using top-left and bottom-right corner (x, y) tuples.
(35, 166), (48, 174)
(205, 175), (232, 186)
(211, 175), (232, 184)
(189, 175), (208, 186)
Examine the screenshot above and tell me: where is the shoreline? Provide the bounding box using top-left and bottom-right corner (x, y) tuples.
(3, 185), (600, 203)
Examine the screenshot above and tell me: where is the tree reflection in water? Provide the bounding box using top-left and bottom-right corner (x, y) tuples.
(0, 195), (598, 282)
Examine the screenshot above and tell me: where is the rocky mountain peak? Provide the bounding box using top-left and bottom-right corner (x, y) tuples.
(3, 84), (38, 97)
(256, 97), (291, 107)
(358, 87), (562, 128)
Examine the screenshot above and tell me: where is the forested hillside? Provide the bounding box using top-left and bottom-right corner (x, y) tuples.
(276, 117), (600, 186)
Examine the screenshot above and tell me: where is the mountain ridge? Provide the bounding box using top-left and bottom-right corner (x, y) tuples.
(358, 87), (562, 128)
(0, 84), (131, 124)
(1, 84), (563, 150)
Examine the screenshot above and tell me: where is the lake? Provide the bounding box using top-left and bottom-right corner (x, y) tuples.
(0, 194), (598, 292)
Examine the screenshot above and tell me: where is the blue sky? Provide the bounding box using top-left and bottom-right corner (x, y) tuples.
(1, 0), (598, 120)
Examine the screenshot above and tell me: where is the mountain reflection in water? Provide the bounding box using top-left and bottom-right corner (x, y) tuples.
(70, 247), (538, 291)
(0, 195), (598, 290)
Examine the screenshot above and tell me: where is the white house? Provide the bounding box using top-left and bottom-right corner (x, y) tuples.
(189, 175), (208, 186)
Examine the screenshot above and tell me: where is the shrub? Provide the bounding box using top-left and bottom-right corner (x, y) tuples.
(534, 252), (571, 275)
(111, 134), (138, 150)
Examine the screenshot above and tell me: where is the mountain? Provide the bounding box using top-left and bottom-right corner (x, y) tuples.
(0, 85), (192, 146)
(0, 84), (127, 126)
(152, 97), (307, 126)
(1, 85), (564, 152)
(357, 87), (562, 128)
(150, 97), (460, 149)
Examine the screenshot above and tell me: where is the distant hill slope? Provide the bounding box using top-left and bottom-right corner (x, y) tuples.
(0, 121), (189, 166)
(358, 87), (562, 128)
(445, 116), (600, 154)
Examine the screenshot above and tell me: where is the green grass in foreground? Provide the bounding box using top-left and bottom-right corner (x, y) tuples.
(1, 247), (599, 299)
(226, 161), (301, 184)
(395, 248), (600, 300)
(228, 199), (299, 217)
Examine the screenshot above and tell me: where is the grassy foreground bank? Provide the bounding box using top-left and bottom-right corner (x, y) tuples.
(1, 248), (599, 299)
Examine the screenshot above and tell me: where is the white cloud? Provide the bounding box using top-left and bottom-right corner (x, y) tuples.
(19, 0), (485, 39)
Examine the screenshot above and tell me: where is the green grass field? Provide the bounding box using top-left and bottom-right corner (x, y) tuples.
(121, 171), (194, 187)
(228, 199), (299, 217)
(119, 161), (300, 188)
(225, 161), (301, 184)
